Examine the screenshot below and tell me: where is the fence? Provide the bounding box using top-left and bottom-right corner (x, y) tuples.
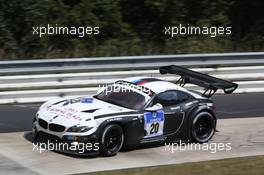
(0, 52), (263, 104)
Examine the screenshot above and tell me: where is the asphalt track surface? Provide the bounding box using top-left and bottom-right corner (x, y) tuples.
(0, 92), (264, 133)
(0, 117), (264, 175)
(0, 92), (263, 175)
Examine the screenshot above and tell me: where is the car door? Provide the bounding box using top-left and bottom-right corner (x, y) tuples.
(151, 90), (190, 135)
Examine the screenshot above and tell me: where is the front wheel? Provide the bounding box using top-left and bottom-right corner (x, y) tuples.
(99, 124), (124, 156)
(191, 111), (216, 143)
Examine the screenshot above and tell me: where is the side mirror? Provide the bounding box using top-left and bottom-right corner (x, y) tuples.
(145, 103), (163, 112)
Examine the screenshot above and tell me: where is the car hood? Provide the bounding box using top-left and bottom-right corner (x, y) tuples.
(38, 96), (134, 127)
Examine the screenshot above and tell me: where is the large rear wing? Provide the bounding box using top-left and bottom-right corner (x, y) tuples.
(159, 65), (238, 97)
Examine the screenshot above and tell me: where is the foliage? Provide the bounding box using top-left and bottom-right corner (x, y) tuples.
(0, 0), (263, 60)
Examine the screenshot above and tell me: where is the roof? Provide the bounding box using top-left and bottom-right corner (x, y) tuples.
(119, 77), (189, 94)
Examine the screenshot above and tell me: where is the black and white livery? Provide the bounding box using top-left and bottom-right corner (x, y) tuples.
(32, 65), (238, 156)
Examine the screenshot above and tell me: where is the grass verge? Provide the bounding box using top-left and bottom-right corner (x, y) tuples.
(78, 155), (264, 175)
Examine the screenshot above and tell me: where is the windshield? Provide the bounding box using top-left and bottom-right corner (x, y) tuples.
(95, 85), (148, 110)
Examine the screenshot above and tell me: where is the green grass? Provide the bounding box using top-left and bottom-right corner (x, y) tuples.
(80, 155), (264, 175)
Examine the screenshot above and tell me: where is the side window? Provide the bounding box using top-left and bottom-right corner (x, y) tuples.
(177, 91), (190, 103)
(153, 90), (190, 107)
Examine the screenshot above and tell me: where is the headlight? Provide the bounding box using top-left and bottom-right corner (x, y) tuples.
(67, 126), (93, 133)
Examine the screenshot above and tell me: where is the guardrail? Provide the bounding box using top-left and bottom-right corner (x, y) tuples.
(0, 52), (264, 104)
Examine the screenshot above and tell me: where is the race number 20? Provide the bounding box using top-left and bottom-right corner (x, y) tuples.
(144, 110), (164, 138)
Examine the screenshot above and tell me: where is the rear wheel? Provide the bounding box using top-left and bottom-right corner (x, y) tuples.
(191, 111), (216, 143)
(99, 124), (124, 156)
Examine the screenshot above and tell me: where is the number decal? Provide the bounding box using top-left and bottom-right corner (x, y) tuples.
(144, 110), (164, 138)
(150, 123), (159, 134)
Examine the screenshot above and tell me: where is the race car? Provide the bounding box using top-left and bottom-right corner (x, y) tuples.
(32, 65), (238, 156)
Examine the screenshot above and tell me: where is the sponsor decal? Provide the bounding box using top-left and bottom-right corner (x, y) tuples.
(47, 107), (82, 121)
(81, 97), (93, 103)
(132, 79), (147, 85)
(63, 97), (93, 106)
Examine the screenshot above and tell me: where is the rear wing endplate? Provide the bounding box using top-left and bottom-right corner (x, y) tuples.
(159, 65), (238, 97)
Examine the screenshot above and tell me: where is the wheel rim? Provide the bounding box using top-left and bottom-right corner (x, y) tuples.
(104, 129), (122, 151)
(194, 115), (214, 141)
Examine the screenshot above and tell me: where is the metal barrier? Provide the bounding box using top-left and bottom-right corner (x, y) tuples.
(0, 52), (264, 104)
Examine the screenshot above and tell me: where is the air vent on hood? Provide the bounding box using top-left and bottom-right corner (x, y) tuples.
(52, 100), (67, 105)
(82, 109), (99, 113)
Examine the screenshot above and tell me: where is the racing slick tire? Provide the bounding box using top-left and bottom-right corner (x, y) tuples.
(99, 124), (124, 156)
(190, 111), (216, 143)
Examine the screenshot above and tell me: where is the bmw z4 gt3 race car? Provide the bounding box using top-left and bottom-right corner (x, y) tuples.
(32, 65), (238, 156)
